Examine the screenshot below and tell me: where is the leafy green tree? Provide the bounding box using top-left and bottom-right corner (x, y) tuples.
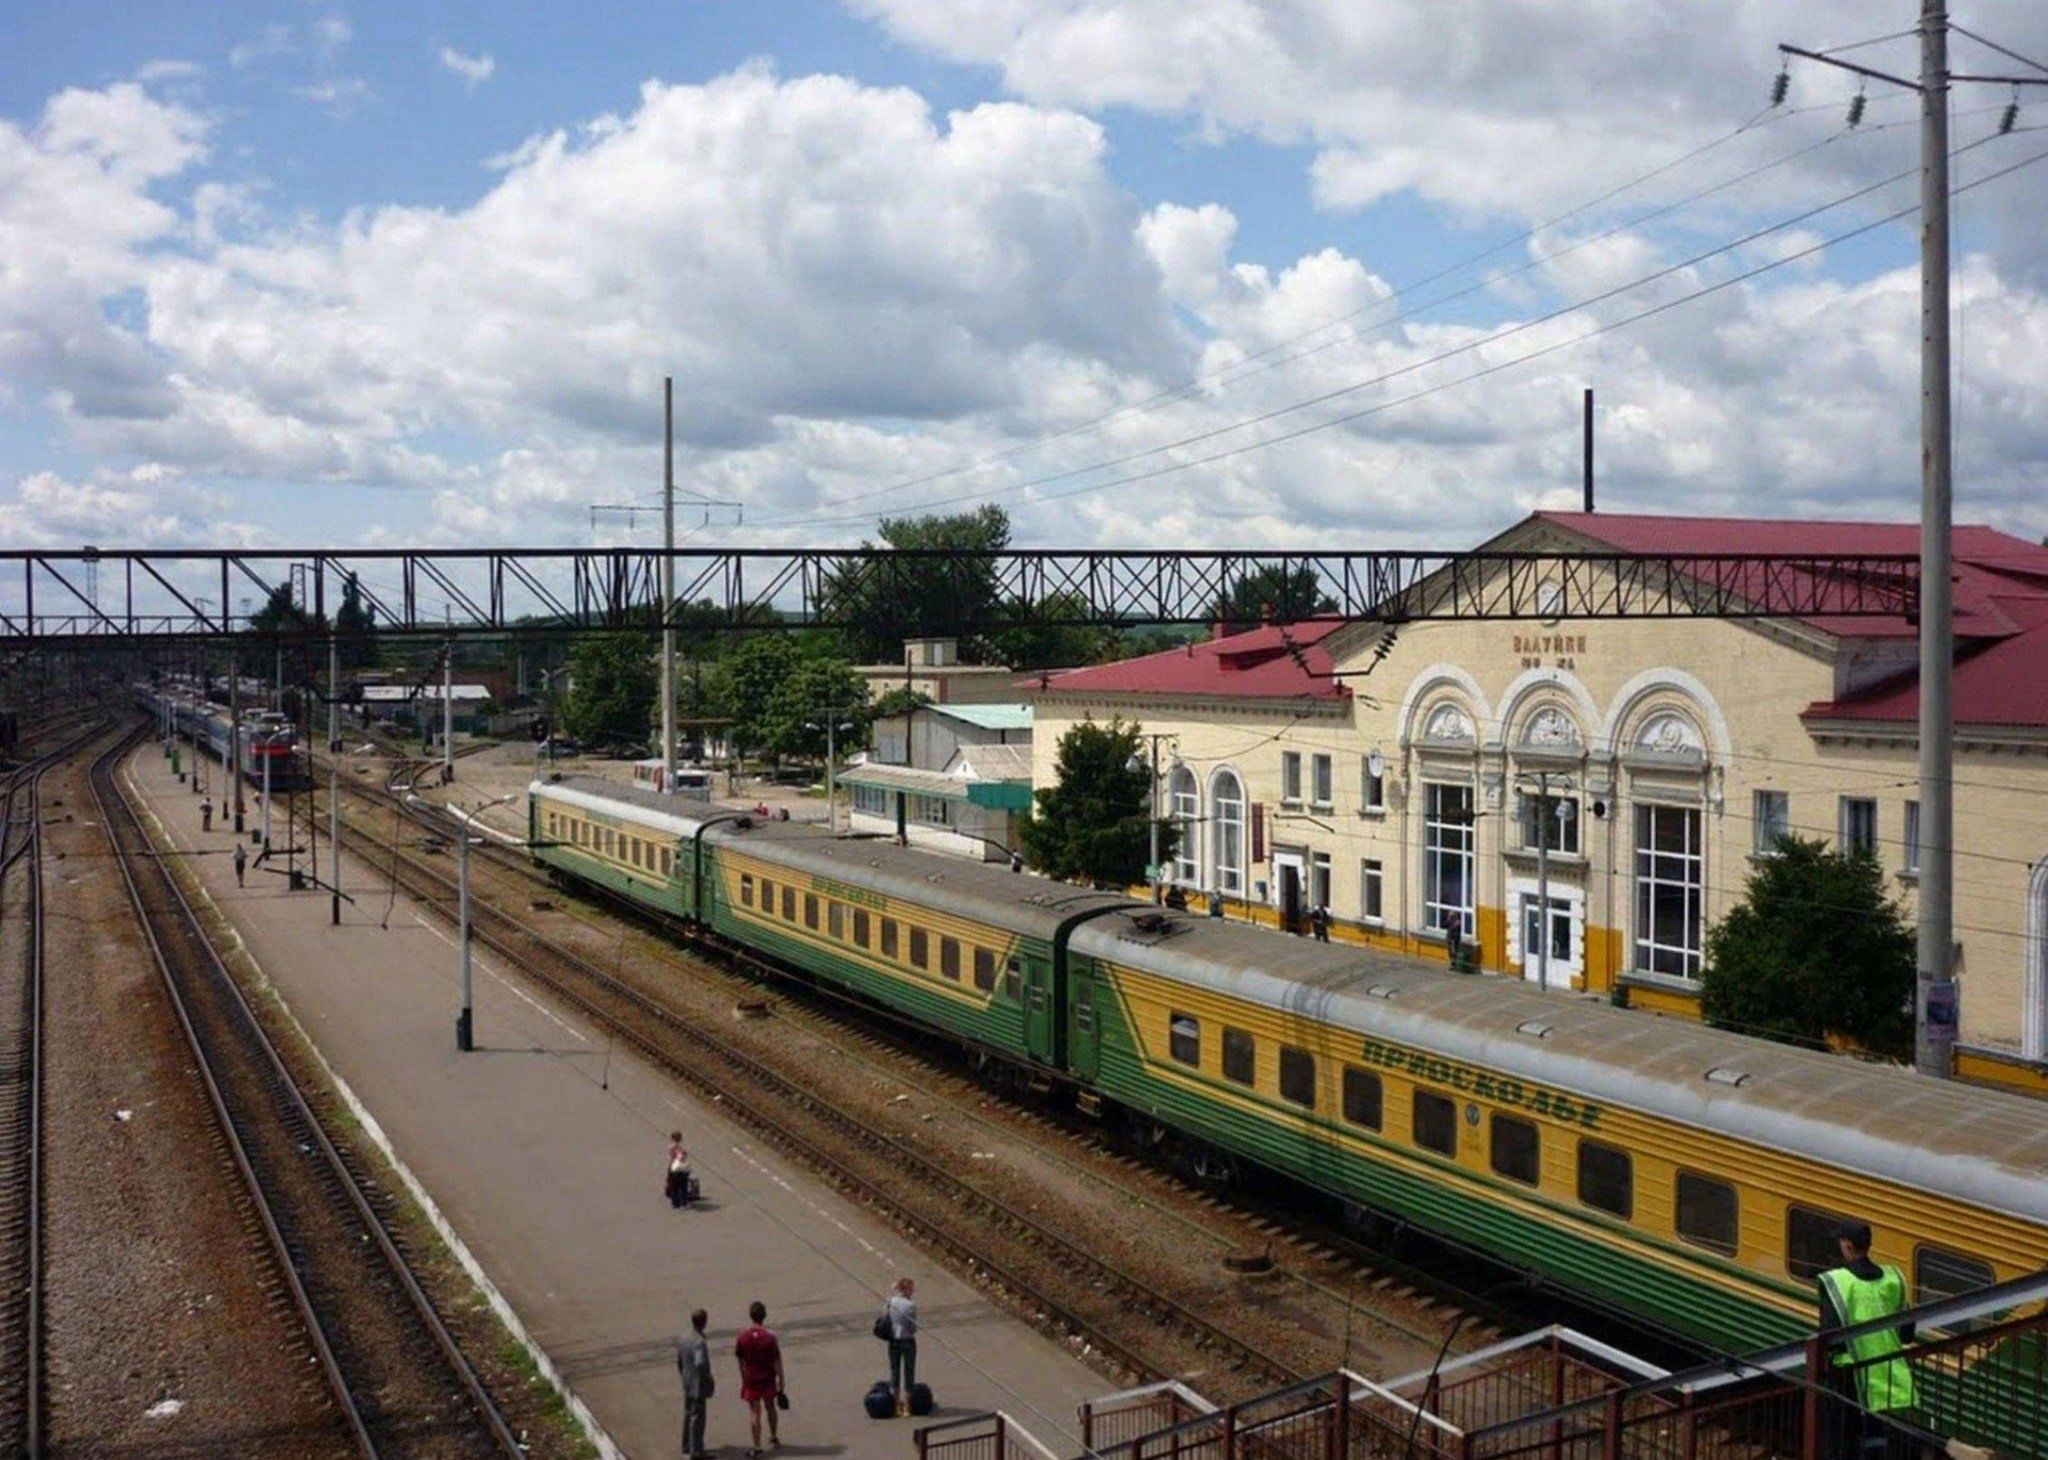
(1212, 563), (1336, 633)
(761, 656), (869, 760)
(562, 633), (657, 748)
(987, 591), (1119, 671)
(334, 574), (378, 669)
(1017, 717), (1175, 888)
(1701, 835), (1915, 1059)
(708, 634), (802, 760)
(247, 583), (316, 637)
(823, 505), (1011, 660)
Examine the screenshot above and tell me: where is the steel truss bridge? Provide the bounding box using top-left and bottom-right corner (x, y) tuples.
(0, 546), (1919, 647)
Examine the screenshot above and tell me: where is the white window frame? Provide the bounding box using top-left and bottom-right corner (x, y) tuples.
(1903, 799), (1920, 876)
(1310, 754), (1333, 810)
(1522, 791), (1579, 855)
(1211, 769), (1246, 896)
(1360, 858), (1384, 925)
(1168, 765), (1200, 884)
(1753, 789), (1789, 856)
(1422, 782), (1476, 937)
(1360, 757), (1386, 815)
(1839, 796), (1877, 858)
(1634, 803), (1703, 979)
(1280, 752), (1302, 805)
(1310, 851), (1331, 911)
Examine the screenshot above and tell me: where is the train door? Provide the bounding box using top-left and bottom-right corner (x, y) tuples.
(1067, 962), (1100, 1081)
(1021, 950), (1061, 1066)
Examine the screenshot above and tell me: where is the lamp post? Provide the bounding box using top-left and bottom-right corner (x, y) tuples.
(805, 710), (858, 835)
(411, 791), (516, 1052)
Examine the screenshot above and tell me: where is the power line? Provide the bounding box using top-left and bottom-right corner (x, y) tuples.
(758, 101), (1889, 528)
(788, 131), (2045, 534)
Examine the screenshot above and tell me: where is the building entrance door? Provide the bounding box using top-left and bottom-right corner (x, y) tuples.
(1519, 893), (1575, 986)
(1274, 848), (1306, 935)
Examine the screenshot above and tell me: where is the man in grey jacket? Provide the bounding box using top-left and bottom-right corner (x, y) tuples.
(886, 1277), (918, 1416)
(679, 1308), (714, 1458)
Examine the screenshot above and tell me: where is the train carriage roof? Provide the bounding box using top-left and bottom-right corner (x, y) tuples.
(532, 775), (1131, 940)
(1070, 912), (2048, 1225)
(533, 776), (2047, 1224)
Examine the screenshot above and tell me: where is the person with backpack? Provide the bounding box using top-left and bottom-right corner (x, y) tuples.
(678, 1308), (714, 1460)
(734, 1300), (784, 1456)
(884, 1277), (918, 1416)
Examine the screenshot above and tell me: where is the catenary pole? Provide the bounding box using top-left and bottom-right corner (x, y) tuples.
(230, 651), (244, 832)
(1535, 771), (1551, 995)
(1916, 0), (1956, 1077)
(442, 632), (454, 782)
(663, 375), (677, 799)
(329, 634), (342, 925)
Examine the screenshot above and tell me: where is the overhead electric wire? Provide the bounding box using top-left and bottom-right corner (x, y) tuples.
(784, 130), (2041, 533)
(766, 98), (1890, 527)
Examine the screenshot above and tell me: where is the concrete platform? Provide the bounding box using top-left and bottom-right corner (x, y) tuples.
(126, 745), (1105, 1460)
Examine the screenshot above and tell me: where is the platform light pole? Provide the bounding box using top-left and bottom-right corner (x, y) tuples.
(441, 633), (454, 783)
(411, 791), (516, 1053)
(329, 635), (342, 925)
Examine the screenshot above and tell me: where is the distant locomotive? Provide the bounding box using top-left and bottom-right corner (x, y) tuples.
(137, 684), (309, 791)
(527, 772), (2048, 1363)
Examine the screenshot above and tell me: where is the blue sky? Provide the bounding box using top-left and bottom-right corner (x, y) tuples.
(1, 1), (2042, 563)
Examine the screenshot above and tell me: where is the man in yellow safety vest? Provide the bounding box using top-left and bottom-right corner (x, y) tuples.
(1817, 1219), (1918, 1457)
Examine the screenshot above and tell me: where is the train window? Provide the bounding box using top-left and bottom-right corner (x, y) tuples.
(853, 909), (870, 947)
(631, 840), (643, 868)
(1786, 1205), (1850, 1281)
(1278, 1046), (1316, 1108)
(661, 848), (673, 877)
(1675, 1173), (1739, 1257)
(882, 919), (900, 958)
(909, 928), (928, 969)
(1914, 1246), (1995, 1305)
(1490, 1114), (1539, 1185)
(803, 894), (820, 930)
(940, 938), (961, 981)
(1222, 1028), (1255, 1086)
(1004, 957), (1022, 1000)
(740, 874), (755, 907)
(1169, 1014), (1200, 1066)
(781, 886), (796, 921)
(1341, 1067), (1382, 1129)
(1577, 1141), (1634, 1219)
(759, 878), (774, 914)
(829, 903), (845, 939)
(972, 947), (996, 992)
(1413, 1091), (1457, 1157)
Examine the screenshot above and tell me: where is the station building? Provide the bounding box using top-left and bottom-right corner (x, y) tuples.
(1025, 511), (2048, 1092)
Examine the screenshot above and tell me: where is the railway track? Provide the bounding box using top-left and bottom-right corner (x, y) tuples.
(0, 711), (113, 1458)
(365, 765), (1515, 1347)
(93, 730), (524, 1460)
(323, 762), (1520, 1390)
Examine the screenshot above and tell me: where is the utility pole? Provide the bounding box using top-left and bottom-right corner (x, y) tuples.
(230, 652), (244, 833)
(1779, 2), (2045, 1076)
(442, 632), (454, 783)
(662, 375), (676, 800)
(1581, 388), (1595, 513)
(1914, 1), (1956, 1078)
(1535, 772), (1551, 995)
(328, 635), (342, 925)
(1142, 731), (1172, 904)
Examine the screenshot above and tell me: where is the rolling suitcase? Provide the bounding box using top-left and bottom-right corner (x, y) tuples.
(910, 1382), (935, 1417)
(864, 1381), (895, 1420)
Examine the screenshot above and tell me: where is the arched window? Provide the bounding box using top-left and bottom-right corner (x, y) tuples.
(1211, 770), (1245, 896)
(2027, 861), (2048, 1063)
(1168, 765), (1199, 884)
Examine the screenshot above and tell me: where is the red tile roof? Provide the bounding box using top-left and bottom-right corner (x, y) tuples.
(1537, 512), (2048, 731)
(1024, 618), (1350, 702)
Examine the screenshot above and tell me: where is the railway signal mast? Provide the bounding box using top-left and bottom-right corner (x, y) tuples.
(1781, 1), (2046, 1077)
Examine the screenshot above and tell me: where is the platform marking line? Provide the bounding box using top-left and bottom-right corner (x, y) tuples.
(121, 754), (625, 1460)
(411, 912), (589, 1043)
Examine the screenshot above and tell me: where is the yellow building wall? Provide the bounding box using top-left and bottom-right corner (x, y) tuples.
(1031, 567), (2048, 1068)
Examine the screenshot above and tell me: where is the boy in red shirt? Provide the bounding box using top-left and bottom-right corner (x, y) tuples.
(734, 1300), (784, 1456)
